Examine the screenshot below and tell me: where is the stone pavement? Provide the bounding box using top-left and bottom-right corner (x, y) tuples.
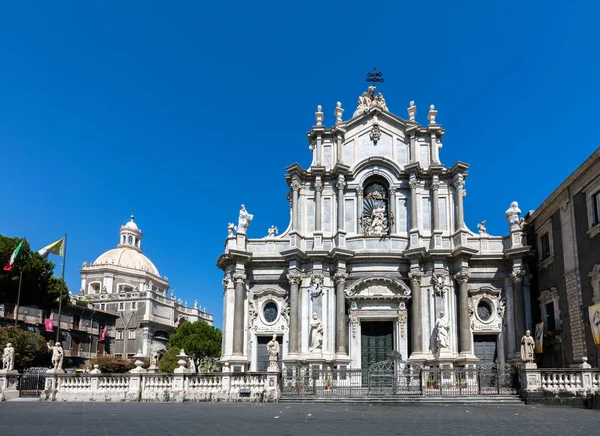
(0, 401), (598, 436)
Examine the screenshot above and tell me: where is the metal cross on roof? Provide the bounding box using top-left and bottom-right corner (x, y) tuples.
(366, 67), (384, 84)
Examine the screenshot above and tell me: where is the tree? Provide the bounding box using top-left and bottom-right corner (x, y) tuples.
(167, 320), (222, 362)
(0, 235), (69, 310)
(0, 326), (48, 370)
(157, 347), (180, 373)
(88, 356), (135, 373)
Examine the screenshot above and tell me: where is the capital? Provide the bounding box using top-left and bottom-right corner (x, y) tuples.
(314, 179), (323, 193)
(233, 274), (246, 285)
(510, 270), (524, 284)
(291, 179), (302, 192)
(431, 182), (440, 192)
(334, 272), (348, 285)
(409, 175), (419, 190)
(336, 175), (346, 191)
(287, 273), (302, 285)
(453, 271), (470, 284)
(357, 187), (364, 196)
(388, 187), (396, 196)
(453, 174), (465, 191)
(408, 272), (422, 286)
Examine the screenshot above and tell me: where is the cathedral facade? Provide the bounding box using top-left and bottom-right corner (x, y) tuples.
(81, 216), (213, 359)
(218, 85), (530, 372)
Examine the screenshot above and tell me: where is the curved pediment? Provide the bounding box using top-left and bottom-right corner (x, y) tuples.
(345, 277), (411, 300)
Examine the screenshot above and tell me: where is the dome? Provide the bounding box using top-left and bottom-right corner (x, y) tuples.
(93, 247), (160, 276)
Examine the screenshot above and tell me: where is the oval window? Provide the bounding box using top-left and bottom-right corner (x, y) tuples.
(477, 300), (493, 322)
(263, 302), (279, 323)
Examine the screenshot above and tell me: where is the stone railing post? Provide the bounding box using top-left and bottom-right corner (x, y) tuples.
(520, 365), (541, 393)
(0, 371), (19, 401)
(580, 357), (593, 392)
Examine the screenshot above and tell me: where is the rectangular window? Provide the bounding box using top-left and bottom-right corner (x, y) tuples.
(546, 303), (556, 331)
(118, 302), (124, 311)
(128, 329), (136, 340)
(116, 330), (124, 340)
(540, 233), (550, 260)
(592, 192), (600, 226)
(100, 303), (105, 310)
(114, 353), (123, 359)
(127, 353), (135, 360)
(131, 302), (137, 310)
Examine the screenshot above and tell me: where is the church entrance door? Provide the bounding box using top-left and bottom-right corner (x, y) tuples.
(256, 335), (282, 371)
(473, 335), (497, 364)
(361, 321), (394, 369)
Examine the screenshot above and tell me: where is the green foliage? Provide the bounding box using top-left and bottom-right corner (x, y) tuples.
(0, 326), (48, 370)
(158, 347), (180, 373)
(75, 299), (90, 307)
(89, 356), (135, 373)
(0, 235), (69, 310)
(168, 320), (222, 361)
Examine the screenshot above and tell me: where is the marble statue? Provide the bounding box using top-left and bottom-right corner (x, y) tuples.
(227, 222), (236, 236)
(309, 313), (324, 352)
(477, 220), (487, 235)
(521, 330), (536, 363)
(48, 341), (64, 371)
(435, 312), (450, 350)
(188, 355), (197, 373)
(365, 205), (388, 236)
(150, 349), (159, 367)
(309, 274), (324, 300)
(267, 225), (278, 238)
(194, 300), (198, 309)
(505, 201), (522, 231)
(2, 343), (15, 371)
(354, 86), (388, 117)
(267, 334), (280, 369)
(237, 204), (253, 234)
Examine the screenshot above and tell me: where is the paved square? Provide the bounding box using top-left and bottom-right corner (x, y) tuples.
(0, 401), (597, 436)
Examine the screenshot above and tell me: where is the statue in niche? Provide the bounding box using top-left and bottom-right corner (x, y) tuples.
(504, 201), (522, 231)
(521, 330), (536, 363)
(267, 334), (280, 369)
(435, 312), (450, 350)
(2, 343), (15, 371)
(48, 341), (64, 371)
(309, 313), (324, 352)
(237, 204), (253, 234)
(363, 183), (388, 237)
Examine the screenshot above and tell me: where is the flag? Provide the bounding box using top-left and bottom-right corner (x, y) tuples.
(100, 328), (107, 341)
(3, 240), (24, 271)
(38, 238), (65, 259)
(589, 303), (600, 345)
(535, 321), (544, 353)
(44, 318), (54, 332)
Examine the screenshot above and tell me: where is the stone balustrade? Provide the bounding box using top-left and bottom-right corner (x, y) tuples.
(36, 371), (278, 402)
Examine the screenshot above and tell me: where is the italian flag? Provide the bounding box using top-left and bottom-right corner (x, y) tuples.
(3, 240), (23, 271)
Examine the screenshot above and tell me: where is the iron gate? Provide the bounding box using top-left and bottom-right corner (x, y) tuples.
(281, 359), (519, 397)
(18, 373), (46, 398)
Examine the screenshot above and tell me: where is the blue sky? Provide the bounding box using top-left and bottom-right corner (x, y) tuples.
(1, 1), (598, 329)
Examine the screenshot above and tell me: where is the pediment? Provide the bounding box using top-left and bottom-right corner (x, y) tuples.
(346, 277), (411, 300)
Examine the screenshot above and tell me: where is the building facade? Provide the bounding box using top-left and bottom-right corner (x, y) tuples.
(525, 147), (600, 368)
(80, 216), (213, 359)
(218, 86), (531, 372)
(0, 301), (119, 365)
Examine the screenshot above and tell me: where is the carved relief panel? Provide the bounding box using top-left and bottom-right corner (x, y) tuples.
(248, 288), (289, 333)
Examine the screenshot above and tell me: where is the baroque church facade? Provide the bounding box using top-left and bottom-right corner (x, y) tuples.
(80, 216), (213, 359)
(218, 85), (531, 372)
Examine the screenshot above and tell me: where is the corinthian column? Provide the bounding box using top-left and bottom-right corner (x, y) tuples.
(336, 175), (345, 231)
(314, 177), (323, 231)
(232, 273), (246, 355)
(334, 271), (348, 355)
(454, 271), (472, 356)
(356, 187), (363, 233)
(453, 174), (465, 230)
(287, 272), (302, 355)
(409, 272), (423, 356)
(511, 269), (525, 355)
(431, 177), (440, 231)
(291, 179), (301, 231)
(389, 187), (397, 234)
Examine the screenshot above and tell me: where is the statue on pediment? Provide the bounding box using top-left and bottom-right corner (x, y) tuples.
(353, 86), (388, 117)
(237, 204), (253, 234)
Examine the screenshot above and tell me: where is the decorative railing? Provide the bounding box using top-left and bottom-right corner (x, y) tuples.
(521, 367), (600, 394)
(539, 370), (584, 391)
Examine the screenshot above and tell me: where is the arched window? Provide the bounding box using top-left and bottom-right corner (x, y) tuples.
(121, 235), (126, 244)
(362, 181), (390, 236)
(127, 235), (133, 245)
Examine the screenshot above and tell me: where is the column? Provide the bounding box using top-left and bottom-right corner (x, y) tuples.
(409, 174), (419, 231)
(453, 174), (465, 230)
(356, 187), (363, 233)
(287, 273), (302, 355)
(389, 187), (396, 234)
(511, 270), (526, 354)
(409, 272), (423, 355)
(454, 272), (472, 356)
(431, 177), (440, 231)
(291, 180), (301, 231)
(232, 273), (246, 356)
(334, 272), (348, 355)
(336, 175), (345, 231)
(314, 178), (323, 231)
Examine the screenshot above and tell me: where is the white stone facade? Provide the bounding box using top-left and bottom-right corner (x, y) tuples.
(81, 216), (213, 359)
(218, 87), (531, 372)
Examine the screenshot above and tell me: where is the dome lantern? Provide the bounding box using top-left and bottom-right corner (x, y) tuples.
(117, 214), (143, 252)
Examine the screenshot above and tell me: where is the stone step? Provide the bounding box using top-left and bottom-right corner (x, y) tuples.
(279, 395), (523, 405)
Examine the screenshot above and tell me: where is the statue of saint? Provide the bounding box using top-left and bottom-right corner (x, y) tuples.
(521, 330), (536, 363)
(267, 334), (280, 369)
(188, 355), (197, 373)
(267, 225), (278, 238)
(477, 220), (487, 235)
(150, 349), (159, 367)
(309, 313), (324, 352)
(435, 312), (450, 350)
(2, 342), (15, 371)
(504, 201), (522, 231)
(237, 204), (253, 234)
(47, 341), (64, 371)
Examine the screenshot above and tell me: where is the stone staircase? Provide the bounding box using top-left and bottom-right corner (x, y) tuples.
(279, 394), (523, 405)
